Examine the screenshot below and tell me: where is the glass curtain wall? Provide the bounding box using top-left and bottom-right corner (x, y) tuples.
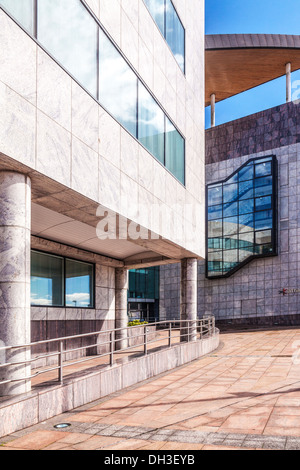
(206, 156), (277, 279)
(0, 0), (185, 184)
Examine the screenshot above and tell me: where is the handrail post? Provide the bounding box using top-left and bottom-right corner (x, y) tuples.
(200, 320), (203, 340)
(169, 322), (172, 348)
(110, 332), (114, 366)
(187, 321), (190, 343)
(144, 326), (148, 355)
(59, 340), (63, 384)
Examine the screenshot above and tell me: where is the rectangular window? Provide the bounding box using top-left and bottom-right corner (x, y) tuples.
(99, 29), (138, 137)
(144, 0), (185, 73)
(138, 82), (165, 164)
(65, 259), (94, 308)
(0, 0), (34, 33)
(165, 118), (185, 184)
(31, 251), (64, 307)
(31, 251), (94, 308)
(165, 0), (185, 73)
(37, 0), (98, 97)
(144, 0), (165, 36)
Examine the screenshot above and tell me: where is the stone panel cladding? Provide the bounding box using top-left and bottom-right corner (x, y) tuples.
(160, 111), (300, 326)
(206, 101), (300, 165)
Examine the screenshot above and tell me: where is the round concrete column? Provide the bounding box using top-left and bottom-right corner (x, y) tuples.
(115, 268), (128, 351)
(0, 172), (31, 396)
(180, 258), (198, 342)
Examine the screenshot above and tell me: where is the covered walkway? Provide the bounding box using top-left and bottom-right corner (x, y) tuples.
(1, 327), (300, 450)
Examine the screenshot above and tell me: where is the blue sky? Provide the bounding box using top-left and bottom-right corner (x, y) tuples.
(205, 0), (300, 128)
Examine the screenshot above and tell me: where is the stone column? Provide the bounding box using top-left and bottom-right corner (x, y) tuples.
(0, 172), (31, 396)
(115, 268), (128, 351)
(180, 258), (198, 342)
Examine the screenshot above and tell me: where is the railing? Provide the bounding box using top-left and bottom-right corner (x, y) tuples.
(0, 317), (216, 392)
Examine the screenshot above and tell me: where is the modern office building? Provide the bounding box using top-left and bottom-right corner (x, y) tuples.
(161, 34), (300, 328)
(0, 0), (205, 396)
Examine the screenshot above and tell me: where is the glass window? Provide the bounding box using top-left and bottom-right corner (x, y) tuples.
(65, 259), (94, 308)
(165, 118), (185, 184)
(238, 163), (254, 182)
(239, 213), (254, 233)
(208, 220), (222, 238)
(255, 230), (272, 245)
(2, 0), (185, 184)
(223, 184), (238, 203)
(208, 238), (223, 251)
(144, 0), (185, 73)
(239, 180), (254, 200)
(37, 0), (98, 97)
(224, 235), (238, 250)
(31, 251), (64, 307)
(223, 202), (238, 218)
(255, 210), (273, 231)
(223, 217), (238, 236)
(99, 29), (138, 137)
(208, 204), (223, 221)
(165, 0), (185, 72)
(144, 0), (165, 35)
(208, 185), (222, 206)
(255, 161), (272, 177)
(0, 0), (34, 33)
(31, 251), (94, 308)
(255, 176), (273, 197)
(138, 83), (165, 163)
(239, 231), (254, 248)
(239, 199), (254, 215)
(206, 156), (277, 278)
(255, 196), (272, 212)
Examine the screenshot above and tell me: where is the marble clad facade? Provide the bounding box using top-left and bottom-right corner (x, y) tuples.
(0, 0), (205, 395)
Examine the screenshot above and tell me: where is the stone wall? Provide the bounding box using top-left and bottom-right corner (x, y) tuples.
(206, 101), (300, 165)
(160, 104), (300, 326)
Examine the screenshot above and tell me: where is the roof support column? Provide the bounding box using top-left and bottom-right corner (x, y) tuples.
(0, 172), (31, 396)
(210, 93), (216, 128)
(115, 268), (128, 351)
(286, 62), (292, 102)
(180, 258), (198, 343)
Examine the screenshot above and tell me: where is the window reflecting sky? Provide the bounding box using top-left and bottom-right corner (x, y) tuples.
(206, 156), (276, 278)
(37, 0), (98, 97)
(99, 29), (138, 137)
(0, 0), (34, 33)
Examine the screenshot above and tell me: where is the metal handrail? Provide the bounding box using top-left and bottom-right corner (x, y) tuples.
(0, 317), (216, 390)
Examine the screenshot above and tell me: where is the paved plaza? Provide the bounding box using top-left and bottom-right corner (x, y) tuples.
(2, 328), (300, 451)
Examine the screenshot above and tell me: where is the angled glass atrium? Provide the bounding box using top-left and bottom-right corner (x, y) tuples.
(206, 155), (278, 279)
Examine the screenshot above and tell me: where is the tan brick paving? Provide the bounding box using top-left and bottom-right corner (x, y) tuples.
(2, 328), (300, 450)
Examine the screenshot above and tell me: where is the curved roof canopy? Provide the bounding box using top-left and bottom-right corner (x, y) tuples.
(205, 34), (300, 106)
